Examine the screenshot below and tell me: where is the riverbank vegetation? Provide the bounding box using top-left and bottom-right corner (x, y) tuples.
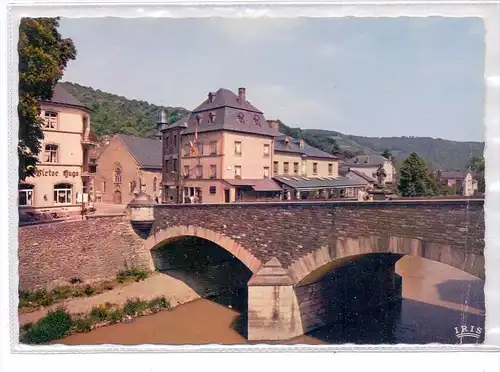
(20, 296), (171, 344)
(19, 267), (151, 312)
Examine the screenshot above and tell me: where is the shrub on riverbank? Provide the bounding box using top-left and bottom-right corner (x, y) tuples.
(22, 308), (72, 344)
(20, 296), (172, 344)
(18, 268), (151, 311)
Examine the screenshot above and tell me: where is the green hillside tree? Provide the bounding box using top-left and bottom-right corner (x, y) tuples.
(398, 152), (439, 197)
(18, 17), (76, 181)
(470, 155), (485, 193)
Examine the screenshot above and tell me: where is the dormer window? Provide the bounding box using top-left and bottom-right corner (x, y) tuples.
(299, 139), (305, 149)
(43, 111), (58, 129)
(196, 114), (202, 124)
(253, 114), (260, 126)
(208, 92), (215, 103)
(208, 111), (216, 123)
(284, 136), (290, 146)
(237, 112), (244, 123)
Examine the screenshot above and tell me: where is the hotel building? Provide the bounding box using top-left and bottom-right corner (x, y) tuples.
(159, 87), (369, 203)
(18, 83), (98, 214)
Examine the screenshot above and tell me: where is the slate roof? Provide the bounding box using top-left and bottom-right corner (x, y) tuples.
(347, 169), (376, 183)
(41, 83), (90, 111)
(344, 154), (389, 167)
(274, 135), (337, 159)
(273, 176), (366, 190)
(117, 133), (162, 169)
(438, 171), (471, 180)
(177, 88), (279, 137)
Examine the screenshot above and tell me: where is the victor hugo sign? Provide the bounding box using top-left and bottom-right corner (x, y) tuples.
(36, 169), (80, 178)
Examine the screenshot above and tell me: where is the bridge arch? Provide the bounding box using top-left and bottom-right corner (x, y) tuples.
(143, 225), (263, 274)
(288, 236), (485, 285)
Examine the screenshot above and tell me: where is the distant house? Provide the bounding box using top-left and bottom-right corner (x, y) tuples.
(343, 154), (396, 185)
(94, 133), (162, 204)
(436, 170), (478, 197)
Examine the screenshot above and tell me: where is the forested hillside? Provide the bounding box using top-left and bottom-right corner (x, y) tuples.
(63, 82), (483, 171)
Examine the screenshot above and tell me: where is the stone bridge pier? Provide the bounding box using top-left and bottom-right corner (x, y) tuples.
(246, 254), (403, 341)
(128, 194), (484, 342)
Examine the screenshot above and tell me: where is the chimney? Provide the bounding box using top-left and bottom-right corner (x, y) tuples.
(238, 87), (246, 104)
(266, 119), (279, 132)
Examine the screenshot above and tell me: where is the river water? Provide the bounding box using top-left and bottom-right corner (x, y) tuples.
(59, 256), (485, 345)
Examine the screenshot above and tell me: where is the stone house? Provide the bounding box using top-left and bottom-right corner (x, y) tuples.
(94, 133), (162, 204)
(436, 170), (478, 196)
(343, 154), (396, 185)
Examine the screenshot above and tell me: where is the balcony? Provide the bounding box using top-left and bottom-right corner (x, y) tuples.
(82, 163), (97, 177)
(81, 132), (99, 147)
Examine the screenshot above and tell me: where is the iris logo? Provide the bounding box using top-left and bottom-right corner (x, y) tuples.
(454, 325), (482, 343)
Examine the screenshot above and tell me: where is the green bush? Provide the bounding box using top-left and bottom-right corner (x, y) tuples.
(72, 317), (93, 333)
(117, 267), (149, 283)
(23, 309), (72, 344)
(69, 277), (82, 284)
(148, 296), (171, 311)
(123, 298), (148, 316)
(83, 285), (95, 296)
(105, 309), (124, 324)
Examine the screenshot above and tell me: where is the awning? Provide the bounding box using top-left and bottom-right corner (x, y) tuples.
(251, 179), (282, 192)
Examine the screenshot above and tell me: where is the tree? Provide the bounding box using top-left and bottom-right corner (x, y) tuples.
(381, 149), (392, 159)
(470, 155), (485, 193)
(397, 152), (439, 197)
(18, 17), (76, 181)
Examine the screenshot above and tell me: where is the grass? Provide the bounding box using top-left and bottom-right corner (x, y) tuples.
(20, 296), (172, 344)
(18, 267), (151, 311)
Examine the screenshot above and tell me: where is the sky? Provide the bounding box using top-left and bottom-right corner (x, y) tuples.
(58, 17), (485, 142)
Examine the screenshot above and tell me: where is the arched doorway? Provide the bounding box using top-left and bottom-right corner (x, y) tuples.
(113, 189), (122, 204)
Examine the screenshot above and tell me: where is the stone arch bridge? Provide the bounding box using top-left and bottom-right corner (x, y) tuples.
(131, 198), (484, 341)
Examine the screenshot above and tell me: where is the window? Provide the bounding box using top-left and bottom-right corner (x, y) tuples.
(153, 177), (157, 192)
(210, 165), (217, 179)
(114, 168), (122, 184)
(184, 144), (190, 156)
(210, 141), (217, 155)
(184, 165), (190, 177)
(293, 162), (299, 175)
(18, 184), (34, 206)
(53, 183), (72, 204)
(197, 142), (204, 155)
(196, 165), (203, 179)
(273, 161), (279, 175)
(43, 111), (58, 129)
(263, 167), (270, 179)
(313, 162), (318, 175)
(129, 181), (135, 193)
(235, 166), (242, 179)
(165, 136), (170, 145)
(209, 186), (217, 194)
(283, 162), (289, 175)
(173, 135), (177, 146)
(263, 144), (270, 157)
(102, 181), (107, 193)
(44, 144), (58, 163)
(165, 160), (169, 173)
(301, 161), (307, 176)
(328, 163), (333, 175)
(173, 159), (178, 172)
(234, 141), (242, 156)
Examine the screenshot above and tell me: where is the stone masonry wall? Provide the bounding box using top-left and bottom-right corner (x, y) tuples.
(152, 200), (484, 270)
(18, 216), (148, 290)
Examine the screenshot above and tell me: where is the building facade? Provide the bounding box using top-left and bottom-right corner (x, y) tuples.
(159, 87), (370, 204)
(343, 154), (396, 185)
(18, 83), (97, 215)
(437, 170), (478, 197)
(94, 134), (162, 204)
